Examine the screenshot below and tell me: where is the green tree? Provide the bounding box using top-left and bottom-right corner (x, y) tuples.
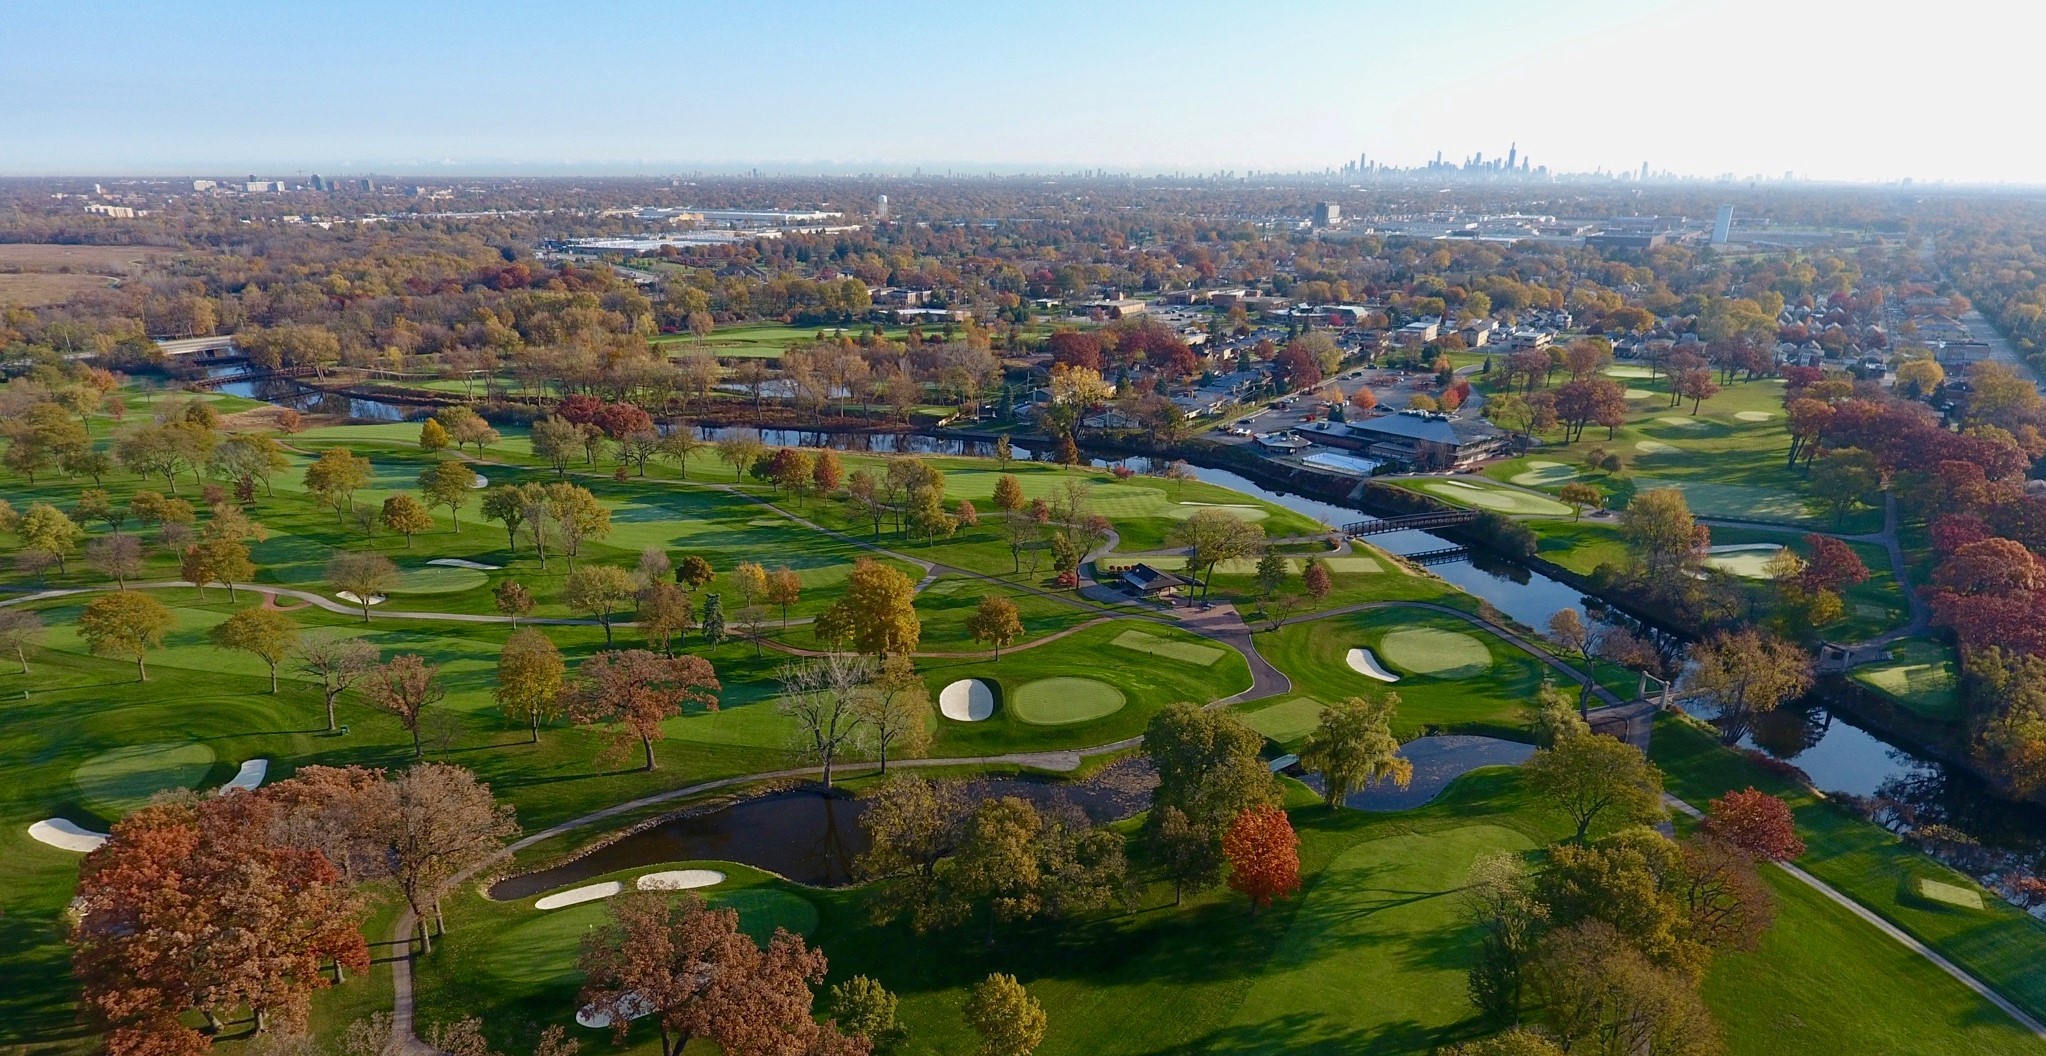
(417, 460), (478, 532)
(828, 975), (905, 1053)
(1299, 695), (1412, 809)
(1143, 702), (1276, 831)
(16, 501), (84, 573)
(963, 974), (1046, 1056)
(563, 564), (636, 646)
(1618, 488), (1700, 580)
(1252, 550), (1289, 606)
(481, 485), (526, 552)
(701, 593), (726, 644)
(1151, 805), (1223, 905)
(209, 606), (299, 692)
(1526, 729), (1666, 842)
(77, 590), (175, 680)
(380, 494), (435, 547)
(1170, 508), (1265, 600)
(496, 627), (565, 742)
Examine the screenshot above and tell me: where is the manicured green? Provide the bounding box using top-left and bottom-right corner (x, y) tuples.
(1011, 677), (1127, 725)
(72, 742), (218, 817)
(1257, 609), (1547, 739)
(1852, 638), (1961, 721)
(1377, 627), (1493, 678)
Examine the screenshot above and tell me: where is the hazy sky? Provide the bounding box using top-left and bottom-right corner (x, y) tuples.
(6, 0), (2040, 182)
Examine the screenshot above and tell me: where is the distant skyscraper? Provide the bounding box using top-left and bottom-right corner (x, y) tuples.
(876, 194), (889, 220)
(309, 174), (324, 191)
(1712, 205), (1734, 245)
(1506, 143), (1516, 171)
(1640, 161), (1650, 181)
(1359, 151), (1368, 172)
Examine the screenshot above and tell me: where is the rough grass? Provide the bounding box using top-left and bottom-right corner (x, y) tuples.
(1241, 697), (1328, 744)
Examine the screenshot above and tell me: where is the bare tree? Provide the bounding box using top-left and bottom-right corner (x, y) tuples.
(777, 653), (872, 788)
(0, 609), (46, 674)
(295, 635), (381, 733)
(375, 762), (519, 953)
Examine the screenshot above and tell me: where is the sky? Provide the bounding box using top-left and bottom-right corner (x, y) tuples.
(5, 0), (2044, 183)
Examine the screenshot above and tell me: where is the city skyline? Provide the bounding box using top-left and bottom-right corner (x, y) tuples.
(5, 0), (2043, 184)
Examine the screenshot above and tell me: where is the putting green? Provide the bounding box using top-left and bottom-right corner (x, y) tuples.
(1655, 415), (1711, 429)
(74, 742), (218, 818)
(1110, 630), (1226, 666)
(1419, 481), (1572, 517)
(1854, 642), (1958, 711)
(1508, 461), (1578, 487)
(1635, 440), (1680, 455)
(1165, 503), (1269, 522)
(1603, 365), (1657, 378)
(390, 565), (490, 594)
(1243, 697), (1326, 743)
(1635, 477), (1817, 523)
(1624, 387), (1655, 399)
(1012, 677), (1127, 725)
(481, 885), (818, 989)
(1377, 627), (1492, 679)
(1735, 410), (1775, 422)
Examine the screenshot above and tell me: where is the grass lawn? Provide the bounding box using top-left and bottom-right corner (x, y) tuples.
(1396, 477), (1573, 517)
(1851, 638), (1961, 722)
(1011, 677), (1128, 725)
(1252, 609), (1551, 741)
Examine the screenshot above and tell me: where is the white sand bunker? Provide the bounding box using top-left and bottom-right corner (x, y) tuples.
(579, 993), (654, 1029)
(427, 558), (502, 571)
(1345, 648), (1401, 683)
(1705, 543), (1786, 579)
(637, 869), (725, 891)
(1735, 411), (1774, 422)
(1624, 388), (1655, 399)
(1655, 416), (1709, 429)
(940, 679), (995, 721)
(535, 881), (624, 910)
(471, 474), (489, 488)
(218, 759), (268, 795)
(1635, 440), (1679, 455)
(29, 819), (108, 853)
(335, 591), (387, 606)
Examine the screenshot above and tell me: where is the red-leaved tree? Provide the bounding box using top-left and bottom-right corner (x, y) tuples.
(1702, 787), (1805, 862)
(568, 650), (721, 770)
(1222, 804), (1300, 914)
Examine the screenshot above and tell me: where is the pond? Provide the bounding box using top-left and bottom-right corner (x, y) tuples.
(197, 366), (427, 421)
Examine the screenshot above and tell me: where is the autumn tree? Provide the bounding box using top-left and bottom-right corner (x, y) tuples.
(295, 634), (380, 732)
(991, 473), (1026, 514)
(857, 774), (969, 931)
(1301, 556), (1333, 602)
(1144, 702), (1277, 832)
(211, 606), (300, 692)
(1223, 804), (1300, 913)
(766, 565), (803, 629)
(828, 975), (905, 1053)
(418, 417), (453, 453)
(963, 974), (1046, 1056)
(545, 482), (611, 571)
(87, 532), (145, 587)
(496, 628), (566, 743)
(17, 501), (84, 572)
(564, 564), (636, 646)
(380, 494), (434, 547)
(1682, 629), (1812, 744)
(854, 653), (932, 773)
(567, 650), (721, 771)
(677, 554), (716, 592)
(1559, 482), (1604, 520)
(1299, 695), (1412, 808)
(1525, 729), (1666, 842)
(302, 448), (372, 519)
(1525, 922), (1721, 1056)
(1152, 805), (1223, 906)
(378, 762), (519, 952)
(0, 608), (46, 674)
(637, 581), (695, 655)
(327, 551), (397, 622)
(816, 558), (922, 655)
(77, 590), (174, 680)
(1702, 787), (1805, 862)
(418, 460), (478, 533)
(965, 594), (1024, 658)
(1619, 487), (1703, 581)
(494, 579), (533, 626)
(364, 654), (446, 758)
(947, 797), (1130, 943)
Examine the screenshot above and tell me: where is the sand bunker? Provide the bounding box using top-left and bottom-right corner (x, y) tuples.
(426, 558), (502, 571)
(1704, 543), (1786, 579)
(638, 869), (726, 891)
(1624, 388), (1655, 399)
(578, 993), (654, 1029)
(534, 881), (625, 910)
(939, 679), (995, 721)
(471, 474), (489, 488)
(1655, 416), (1709, 429)
(1735, 411), (1774, 422)
(29, 818), (108, 853)
(335, 591), (387, 606)
(1345, 647), (1401, 683)
(1634, 440), (1679, 455)
(218, 759), (268, 795)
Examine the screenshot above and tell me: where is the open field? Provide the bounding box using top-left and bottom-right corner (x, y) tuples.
(0, 272), (118, 306)
(0, 243), (166, 269)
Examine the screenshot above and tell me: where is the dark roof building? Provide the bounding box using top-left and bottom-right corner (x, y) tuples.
(1345, 411), (1508, 469)
(1118, 563), (1185, 596)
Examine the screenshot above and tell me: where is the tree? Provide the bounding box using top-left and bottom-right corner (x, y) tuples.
(379, 762), (519, 952)
(327, 552), (397, 622)
(481, 485), (526, 552)
(364, 655), (446, 758)
(1619, 488), (1702, 580)
(1559, 482), (1605, 521)
(816, 558), (921, 655)
(302, 448), (372, 519)
(87, 532), (145, 587)
(715, 430), (767, 480)
(564, 564), (636, 647)
(1798, 534), (1870, 594)
(494, 579), (533, 626)
(1682, 630), (1812, 745)
(1223, 804), (1300, 913)
(77, 591), (174, 680)
(417, 460), (478, 533)
(731, 560), (770, 655)
(857, 774), (968, 930)
(1526, 922), (1722, 1056)
(701, 593), (726, 645)
(1145, 702), (1276, 833)
(0, 608), (45, 674)
(965, 595), (1023, 658)
(828, 975), (904, 1053)
(1299, 695), (1412, 808)
(295, 634), (379, 732)
(1170, 508), (1266, 600)
(1253, 550), (1289, 606)
(567, 650), (721, 771)
(529, 416), (580, 476)
(544, 483), (611, 571)
(637, 581), (695, 655)
(854, 653), (932, 774)
(17, 501), (83, 572)
(211, 433), (291, 497)
(186, 538), (255, 601)
(1461, 851), (1548, 1023)
(991, 474), (1026, 514)
(418, 418), (453, 453)
(764, 566), (803, 630)
(1526, 729), (1665, 842)
(211, 607), (299, 692)
(677, 554), (716, 592)
(778, 652), (873, 788)
(380, 494), (434, 547)
(496, 628), (566, 743)
(1440, 1031), (1567, 1056)
(1152, 805), (1223, 906)
(1301, 557), (1332, 602)
(1808, 448), (1881, 524)
(963, 974), (1046, 1056)
(1701, 787), (1804, 862)
(1549, 608), (1591, 696)
(813, 448), (845, 494)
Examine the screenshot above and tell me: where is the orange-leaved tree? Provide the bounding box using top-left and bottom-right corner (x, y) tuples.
(1223, 804), (1300, 914)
